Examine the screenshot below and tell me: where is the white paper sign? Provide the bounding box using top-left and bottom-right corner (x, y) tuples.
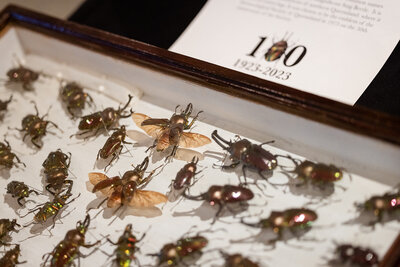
(170, 0), (400, 105)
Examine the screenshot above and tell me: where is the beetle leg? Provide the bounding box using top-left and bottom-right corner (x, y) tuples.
(13, 154), (26, 168)
(185, 110), (203, 130)
(47, 121), (62, 133)
(260, 140), (275, 146)
(31, 136), (42, 148)
(220, 161), (240, 170)
(67, 106), (76, 117)
(212, 204), (224, 224)
(45, 184), (57, 195)
(22, 132), (29, 141)
(17, 197), (25, 206)
(241, 165), (248, 185)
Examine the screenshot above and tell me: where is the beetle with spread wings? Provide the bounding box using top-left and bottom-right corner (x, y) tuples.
(88, 157), (167, 210)
(132, 103), (211, 159)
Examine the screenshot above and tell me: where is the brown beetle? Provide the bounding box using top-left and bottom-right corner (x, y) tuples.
(6, 181), (39, 206)
(183, 184), (254, 223)
(13, 102), (61, 148)
(97, 125), (133, 171)
(42, 215), (100, 266)
(88, 157), (167, 213)
(6, 66), (40, 91)
(72, 95), (133, 138)
(60, 81), (94, 117)
(42, 149), (72, 195)
(212, 130), (278, 185)
(332, 244), (379, 267)
(0, 244), (26, 266)
(241, 208), (318, 243)
(132, 103), (211, 160)
(220, 251), (260, 267)
(0, 219), (20, 246)
(173, 156), (200, 190)
(0, 140), (25, 169)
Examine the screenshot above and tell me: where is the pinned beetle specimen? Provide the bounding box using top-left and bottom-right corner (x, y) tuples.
(173, 156), (200, 191)
(72, 95), (133, 138)
(356, 189), (400, 224)
(148, 234), (208, 266)
(60, 81), (94, 117)
(0, 244), (26, 266)
(5, 65), (40, 91)
(42, 215), (100, 266)
(240, 208), (317, 244)
(0, 219), (20, 246)
(280, 155), (345, 190)
(13, 102), (61, 148)
(0, 140), (25, 169)
(330, 244), (379, 267)
(220, 251), (260, 267)
(211, 130), (277, 184)
(97, 125), (133, 171)
(6, 181), (39, 206)
(183, 185), (254, 223)
(103, 224), (144, 267)
(23, 187), (79, 229)
(88, 157), (167, 213)
(132, 103), (211, 159)
(42, 149), (72, 195)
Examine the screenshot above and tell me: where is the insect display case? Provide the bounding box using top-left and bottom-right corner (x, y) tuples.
(0, 5), (399, 266)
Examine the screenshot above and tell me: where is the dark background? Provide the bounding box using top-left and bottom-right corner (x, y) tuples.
(69, 0), (400, 117)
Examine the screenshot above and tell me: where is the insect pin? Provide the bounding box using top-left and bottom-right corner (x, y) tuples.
(182, 184), (254, 223)
(42, 149), (73, 195)
(356, 189), (400, 225)
(6, 181), (40, 206)
(0, 219), (20, 246)
(60, 81), (94, 117)
(0, 244), (26, 266)
(0, 95), (12, 115)
(72, 94), (133, 138)
(22, 186), (79, 230)
(132, 103), (211, 160)
(102, 224), (145, 267)
(96, 125), (133, 171)
(330, 244), (379, 267)
(211, 130), (278, 185)
(0, 139), (25, 169)
(88, 156), (167, 215)
(148, 233), (208, 266)
(12, 102), (61, 148)
(240, 208), (317, 245)
(42, 215), (101, 267)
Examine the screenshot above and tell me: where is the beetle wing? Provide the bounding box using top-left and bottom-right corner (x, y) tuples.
(156, 130), (170, 151)
(132, 113), (164, 138)
(107, 188), (122, 208)
(88, 172), (117, 196)
(128, 190), (168, 208)
(179, 132), (211, 148)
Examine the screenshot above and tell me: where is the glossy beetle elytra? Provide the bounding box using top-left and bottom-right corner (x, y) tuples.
(13, 102), (61, 148)
(148, 235), (208, 266)
(0, 140), (25, 169)
(183, 184), (254, 223)
(72, 95), (133, 138)
(60, 81), (94, 117)
(42, 215), (100, 267)
(212, 130), (277, 184)
(6, 181), (39, 206)
(96, 125), (133, 171)
(42, 149), (72, 195)
(173, 156), (200, 190)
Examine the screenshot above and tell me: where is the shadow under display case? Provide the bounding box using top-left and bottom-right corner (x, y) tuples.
(0, 5), (399, 267)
